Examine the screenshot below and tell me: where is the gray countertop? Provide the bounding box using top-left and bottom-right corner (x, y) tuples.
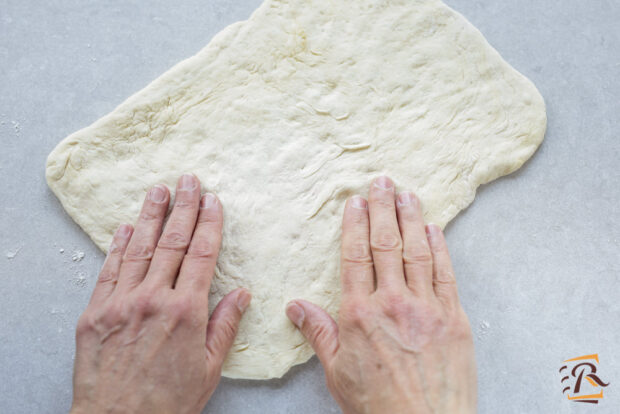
(1, 0), (619, 413)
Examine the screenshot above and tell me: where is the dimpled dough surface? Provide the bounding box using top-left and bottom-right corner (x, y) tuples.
(46, 0), (546, 379)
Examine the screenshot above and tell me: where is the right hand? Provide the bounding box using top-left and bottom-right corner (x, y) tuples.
(286, 176), (477, 414)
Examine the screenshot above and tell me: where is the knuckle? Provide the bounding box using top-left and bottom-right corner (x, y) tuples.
(342, 241), (372, 265)
(107, 302), (127, 322)
(124, 244), (155, 261)
(340, 298), (370, 325)
(187, 237), (217, 259)
(221, 318), (238, 339)
(132, 290), (160, 316)
(430, 240), (449, 254)
(167, 298), (196, 322)
(140, 210), (161, 222)
(309, 321), (334, 346)
(97, 270), (117, 284)
(414, 303), (445, 334)
(373, 196), (394, 209)
(158, 231), (191, 252)
(75, 313), (95, 337)
(402, 247), (432, 266)
(94, 301), (127, 328)
(173, 199), (194, 210)
(428, 313), (445, 333)
(435, 270), (457, 284)
(370, 232), (402, 253)
(381, 292), (414, 319)
(198, 210), (222, 224)
(348, 211), (368, 225)
(212, 316), (238, 345)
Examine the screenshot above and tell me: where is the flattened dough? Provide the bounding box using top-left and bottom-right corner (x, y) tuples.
(46, 0), (546, 379)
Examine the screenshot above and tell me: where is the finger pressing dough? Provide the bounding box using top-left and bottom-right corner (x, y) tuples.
(46, 0), (546, 379)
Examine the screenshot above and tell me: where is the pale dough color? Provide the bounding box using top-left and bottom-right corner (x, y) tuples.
(46, 0), (546, 379)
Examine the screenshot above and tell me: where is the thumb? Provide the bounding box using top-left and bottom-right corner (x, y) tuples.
(206, 288), (251, 363)
(286, 299), (338, 366)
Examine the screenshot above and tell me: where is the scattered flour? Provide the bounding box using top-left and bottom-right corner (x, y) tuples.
(72, 271), (88, 288)
(72, 251), (85, 262)
(5, 246), (22, 259)
(477, 320), (491, 340)
(11, 120), (20, 135)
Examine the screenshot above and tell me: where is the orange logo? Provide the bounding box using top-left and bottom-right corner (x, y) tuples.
(560, 354), (610, 404)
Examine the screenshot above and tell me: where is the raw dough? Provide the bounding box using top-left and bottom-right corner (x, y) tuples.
(46, 0), (546, 379)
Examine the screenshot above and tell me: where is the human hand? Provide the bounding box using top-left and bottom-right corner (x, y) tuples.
(71, 174), (251, 414)
(286, 176), (477, 414)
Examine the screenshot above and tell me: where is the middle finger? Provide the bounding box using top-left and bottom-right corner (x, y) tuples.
(144, 174), (201, 288)
(368, 176), (405, 291)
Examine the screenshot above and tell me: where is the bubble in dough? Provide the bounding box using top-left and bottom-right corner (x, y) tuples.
(46, 0), (546, 379)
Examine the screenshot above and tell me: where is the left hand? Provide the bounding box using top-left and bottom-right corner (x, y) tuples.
(71, 174), (251, 414)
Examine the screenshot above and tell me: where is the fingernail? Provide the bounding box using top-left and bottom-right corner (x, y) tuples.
(426, 223), (441, 239)
(397, 192), (414, 206)
(117, 224), (132, 237)
(200, 193), (217, 209)
(148, 185), (167, 203)
(110, 224), (131, 253)
(374, 176), (393, 191)
(350, 195), (368, 210)
(286, 302), (305, 328)
(236, 290), (251, 312)
(179, 174), (197, 191)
